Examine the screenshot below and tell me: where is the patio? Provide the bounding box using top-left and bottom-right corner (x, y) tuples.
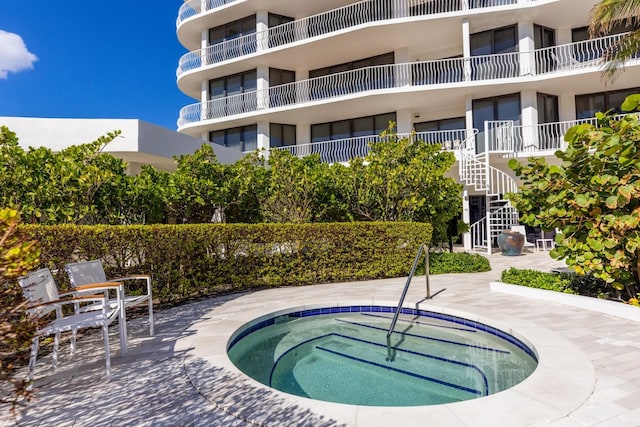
(3, 251), (640, 426)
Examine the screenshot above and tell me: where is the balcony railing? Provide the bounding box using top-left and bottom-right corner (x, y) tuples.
(271, 129), (474, 163)
(177, 0), (527, 30)
(177, 0), (533, 75)
(263, 114), (635, 164)
(178, 35), (628, 128)
(485, 113), (632, 153)
(177, 0), (238, 27)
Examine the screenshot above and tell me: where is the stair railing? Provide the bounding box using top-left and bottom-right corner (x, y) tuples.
(386, 244), (430, 362)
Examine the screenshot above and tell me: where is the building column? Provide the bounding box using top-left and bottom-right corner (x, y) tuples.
(200, 28), (210, 68)
(462, 19), (471, 81)
(559, 93), (576, 121)
(394, 47), (410, 87)
(257, 121), (269, 152)
(396, 109), (413, 134)
(296, 122), (311, 156)
(257, 65), (269, 110)
(462, 190), (471, 250)
(518, 20), (535, 76)
(464, 94), (474, 150)
(521, 90), (538, 150)
(256, 10), (269, 52)
(201, 80), (209, 122)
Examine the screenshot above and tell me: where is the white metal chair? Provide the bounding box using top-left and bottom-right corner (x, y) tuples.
(65, 260), (154, 337)
(510, 225), (536, 252)
(18, 268), (124, 382)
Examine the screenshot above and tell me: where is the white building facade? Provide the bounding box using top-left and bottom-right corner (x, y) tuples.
(1, 117), (243, 173)
(175, 0), (640, 251)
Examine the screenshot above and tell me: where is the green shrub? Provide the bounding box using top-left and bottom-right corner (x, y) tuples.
(500, 267), (612, 297)
(428, 252), (491, 274)
(500, 267), (576, 294)
(23, 222), (432, 303)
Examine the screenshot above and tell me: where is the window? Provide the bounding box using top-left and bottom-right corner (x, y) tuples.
(537, 93), (559, 149)
(269, 68), (295, 107)
(209, 16), (256, 44)
(576, 87), (640, 119)
(415, 117), (465, 132)
(534, 25), (555, 49)
(311, 112), (396, 142)
(470, 25), (518, 79)
(309, 53), (395, 99)
(414, 117), (466, 149)
(534, 25), (556, 73)
(472, 93), (521, 152)
(270, 124), (296, 148)
(268, 13), (295, 47)
(537, 93), (558, 123)
(311, 113), (396, 162)
(209, 125), (258, 152)
(209, 16), (257, 60)
(209, 70), (257, 117)
(309, 53), (394, 78)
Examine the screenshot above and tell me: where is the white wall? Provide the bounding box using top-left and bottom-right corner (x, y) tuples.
(0, 117), (243, 171)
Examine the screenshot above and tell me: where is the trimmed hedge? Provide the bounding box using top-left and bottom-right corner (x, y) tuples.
(500, 267), (611, 297)
(429, 252), (490, 274)
(500, 268), (576, 294)
(23, 222), (432, 303)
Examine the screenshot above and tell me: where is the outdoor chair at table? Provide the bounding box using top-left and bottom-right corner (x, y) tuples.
(18, 268), (124, 382)
(65, 260), (154, 342)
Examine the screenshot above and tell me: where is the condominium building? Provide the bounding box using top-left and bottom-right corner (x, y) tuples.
(175, 0), (640, 251)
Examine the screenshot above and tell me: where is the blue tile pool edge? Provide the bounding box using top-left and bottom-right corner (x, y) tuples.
(227, 305), (538, 362)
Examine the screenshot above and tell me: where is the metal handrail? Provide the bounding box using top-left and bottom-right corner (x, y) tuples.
(386, 243), (430, 362)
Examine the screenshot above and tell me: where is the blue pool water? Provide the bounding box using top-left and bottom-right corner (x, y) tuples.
(227, 306), (538, 406)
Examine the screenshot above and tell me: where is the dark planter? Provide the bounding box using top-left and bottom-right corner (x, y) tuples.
(497, 231), (525, 256)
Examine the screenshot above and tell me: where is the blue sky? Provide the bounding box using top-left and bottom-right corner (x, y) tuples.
(0, 1), (191, 130)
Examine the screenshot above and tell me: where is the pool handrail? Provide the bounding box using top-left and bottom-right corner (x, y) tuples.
(386, 243), (431, 361)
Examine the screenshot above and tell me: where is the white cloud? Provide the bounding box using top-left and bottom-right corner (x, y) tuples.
(0, 30), (38, 79)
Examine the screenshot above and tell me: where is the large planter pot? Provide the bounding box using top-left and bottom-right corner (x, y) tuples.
(497, 231), (525, 256)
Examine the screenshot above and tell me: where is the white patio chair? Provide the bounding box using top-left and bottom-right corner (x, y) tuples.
(510, 225), (536, 252)
(65, 260), (154, 337)
(18, 268), (124, 382)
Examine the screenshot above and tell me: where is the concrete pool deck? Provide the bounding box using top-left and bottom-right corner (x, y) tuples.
(4, 251), (640, 426)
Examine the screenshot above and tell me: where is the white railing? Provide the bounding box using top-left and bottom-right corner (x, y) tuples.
(176, 0), (537, 75)
(178, 35), (625, 126)
(484, 113), (631, 153)
(177, 0), (526, 29)
(534, 33), (627, 74)
(270, 129), (474, 163)
(177, 0), (238, 27)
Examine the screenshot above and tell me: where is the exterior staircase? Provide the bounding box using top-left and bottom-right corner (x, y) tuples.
(459, 131), (520, 254)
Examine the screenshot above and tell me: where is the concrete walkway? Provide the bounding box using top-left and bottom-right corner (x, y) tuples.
(3, 251), (640, 426)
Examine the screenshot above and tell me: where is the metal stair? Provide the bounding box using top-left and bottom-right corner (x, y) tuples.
(459, 130), (520, 254)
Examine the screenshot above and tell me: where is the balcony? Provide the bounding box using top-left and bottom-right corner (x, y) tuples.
(262, 114), (631, 165)
(177, 0), (532, 77)
(484, 114), (631, 153)
(178, 34), (631, 129)
(270, 129), (474, 163)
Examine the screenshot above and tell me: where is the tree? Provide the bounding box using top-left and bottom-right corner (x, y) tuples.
(339, 125), (462, 243)
(589, 0), (640, 81)
(508, 94), (640, 299)
(220, 151), (268, 223)
(0, 208), (40, 410)
(168, 144), (227, 223)
(0, 127), (129, 224)
(261, 150), (338, 223)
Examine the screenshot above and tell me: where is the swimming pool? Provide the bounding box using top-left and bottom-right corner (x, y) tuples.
(227, 305), (538, 406)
